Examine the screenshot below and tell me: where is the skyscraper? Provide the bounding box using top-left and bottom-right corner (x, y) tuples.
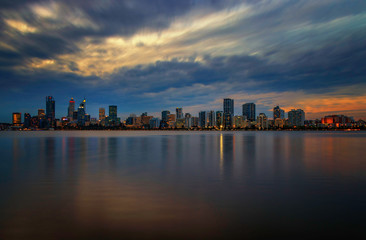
(207, 110), (215, 127)
(46, 96), (55, 127)
(162, 110), (170, 122)
(77, 98), (86, 126)
(68, 98), (75, 119)
(176, 108), (183, 119)
(12, 112), (21, 126)
(99, 108), (105, 121)
(223, 98), (234, 128)
(216, 111), (224, 128)
(257, 113), (268, 130)
(109, 105), (117, 122)
(288, 109), (305, 127)
(242, 103), (256, 122)
(199, 111), (207, 128)
(273, 106), (285, 120)
(24, 113), (31, 128)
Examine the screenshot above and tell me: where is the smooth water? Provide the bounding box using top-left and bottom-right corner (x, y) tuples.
(0, 131), (365, 239)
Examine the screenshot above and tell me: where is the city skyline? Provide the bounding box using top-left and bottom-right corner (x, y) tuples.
(1, 1), (366, 122)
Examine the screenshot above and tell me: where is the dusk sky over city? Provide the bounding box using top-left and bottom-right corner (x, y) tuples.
(0, 0), (365, 122)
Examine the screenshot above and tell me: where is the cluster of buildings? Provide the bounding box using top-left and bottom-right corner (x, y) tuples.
(7, 96), (365, 130)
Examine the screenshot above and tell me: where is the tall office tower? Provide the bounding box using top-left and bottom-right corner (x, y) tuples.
(257, 113), (268, 129)
(199, 111), (207, 128)
(38, 109), (45, 118)
(176, 108), (183, 119)
(207, 110), (216, 127)
(184, 113), (192, 128)
(99, 108), (106, 121)
(223, 98), (234, 128)
(161, 110), (170, 122)
(109, 105), (117, 123)
(46, 96), (55, 127)
(77, 98), (86, 126)
(68, 98), (75, 119)
(24, 113), (31, 128)
(12, 112), (22, 126)
(149, 118), (161, 129)
(216, 111), (224, 128)
(242, 103), (256, 121)
(73, 111), (78, 121)
(288, 109), (305, 127)
(273, 106), (285, 120)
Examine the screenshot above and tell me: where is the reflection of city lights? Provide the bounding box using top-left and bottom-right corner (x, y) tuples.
(220, 134), (223, 168)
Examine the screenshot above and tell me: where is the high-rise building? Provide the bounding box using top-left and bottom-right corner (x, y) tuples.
(207, 110), (215, 127)
(288, 109), (305, 127)
(24, 113), (31, 128)
(223, 98), (234, 128)
(99, 108), (105, 121)
(149, 118), (161, 129)
(46, 96), (55, 127)
(242, 103), (256, 121)
(199, 111), (207, 128)
(109, 105), (117, 123)
(257, 113), (268, 129)
(216, 111), (223, 128)
(184, 113), (192, 128)
(68, 98), (75, 119)
(38, 109), (45, 118)
(77, 98), (86, 126)
(176, 108), (183, 119)
(162, 110), (170, 122)
(12, 112), (22, 126)
(273, 106), (285, 120)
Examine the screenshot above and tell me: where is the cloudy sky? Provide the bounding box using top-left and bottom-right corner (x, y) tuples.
(1, 0), (365, 122)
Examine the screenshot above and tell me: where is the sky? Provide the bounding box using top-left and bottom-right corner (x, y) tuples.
(0, 0), (365, 122)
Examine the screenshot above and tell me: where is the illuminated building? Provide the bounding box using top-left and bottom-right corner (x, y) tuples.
(99, 108), (105, 121)
(109, 105), (118, 125)
(176, 108), (183, 119)
(24, 113), (31, 128)
(199, 111), (207, 128)
(12, 112), (22, 126)
(273, 106), (285, 120)
(274, 118), (286, 128)
(191, 117), (199, 127)
(167, 114), (176, 128)
(234, 115), (245, 128)
(207, 110), (215, 127)
(288, 109), (305, 127)
(256, 113), (268, 130)
(38, 109), (45, 118)
(77, 98), (86, 126)
(321, 115), (353, 128)
(216, 111), (223, 128)
(223, 98), (234, 128)
(242, 103), (256, 122)
(161, 110), (170, 128)
(176, 118), (185, 128)
(184, 113), (192, 128)
(149, 118), (161, 129)
(68, 98), (75, 119)
(46, 96), (55, 127)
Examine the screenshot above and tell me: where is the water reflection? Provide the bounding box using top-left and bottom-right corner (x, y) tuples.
(0, 131), (365, 239)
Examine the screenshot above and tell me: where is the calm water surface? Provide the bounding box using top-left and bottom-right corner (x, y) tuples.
(0, 131), (365, 239)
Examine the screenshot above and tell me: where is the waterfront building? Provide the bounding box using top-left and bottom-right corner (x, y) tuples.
(176, 108), (183, 119)
(223, 98), (234, 128)
(12, 112), (22, 126)
(257, 113), (268, 130)
(24, 113), (31, 128)
(191, 117), (199, 127)
(46, 96), (55, 127)
(242, 103), (256, 121)
(321, 115), (353, 128)
(274, 118), (286, 128)
(288, 109), (305, 127)
(149, 118), (161, 129)
(216, 111), (223, 129)
(161, 110), (170, 128)
(176, 118), (185, 128)
(234, 115), (245, 128)
(184, 113), (192, 128)
(38, 109), (45, 118)
(99, 108), (105, 121)
(273, 106), (285, 120)
(77, 98), (86, 126)
(109, 105), (118, 125)
(199, 111), (207, 128)
(207, 110), (216, 127)
(167, 114), (176, 123)
(68, 98), (75, 119)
